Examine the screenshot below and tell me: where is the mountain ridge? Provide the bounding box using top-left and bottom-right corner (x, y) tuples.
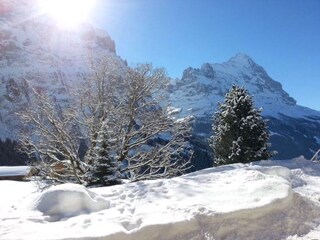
(171, 53), (318, 118)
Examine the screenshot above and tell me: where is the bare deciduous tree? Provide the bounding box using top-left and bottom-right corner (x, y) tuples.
(18, 57), (193, 185)
(18, 84), (85, 184)
(81, 61), (193, 182)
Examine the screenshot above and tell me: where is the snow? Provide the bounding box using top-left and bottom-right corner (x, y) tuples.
(167, 106), (182, 115)
(169, 54), (320, 121)
(33, 183), (110, 220)
(1, 158), (320, 239)
(0, 166), (30, 177)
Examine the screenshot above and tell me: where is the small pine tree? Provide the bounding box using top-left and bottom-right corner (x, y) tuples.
(86, 121), (122, 186)
(210, 85), (272, 165)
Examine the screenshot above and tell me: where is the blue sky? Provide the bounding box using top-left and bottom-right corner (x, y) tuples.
(91, 0), (320, 110)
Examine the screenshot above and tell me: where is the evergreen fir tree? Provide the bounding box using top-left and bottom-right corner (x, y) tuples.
(86, 121), (122, 186)
(210, 85), (272, 165)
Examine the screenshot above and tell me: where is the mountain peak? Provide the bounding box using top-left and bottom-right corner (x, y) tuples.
(171, 53), (298, 119)
(227, 53), (255, 65)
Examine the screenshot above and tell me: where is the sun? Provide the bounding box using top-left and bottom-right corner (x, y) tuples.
(39, 0), (95, 29)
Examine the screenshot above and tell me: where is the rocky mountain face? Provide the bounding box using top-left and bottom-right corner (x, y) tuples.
(0, 0), (119, 140)
(169, 53), (320, 166)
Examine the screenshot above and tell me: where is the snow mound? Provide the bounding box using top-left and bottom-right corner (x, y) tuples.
(33, 183), (109, 220)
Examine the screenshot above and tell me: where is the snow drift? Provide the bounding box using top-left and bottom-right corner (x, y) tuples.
(33, 183), (109, 220)
(1, 157), (320, 240)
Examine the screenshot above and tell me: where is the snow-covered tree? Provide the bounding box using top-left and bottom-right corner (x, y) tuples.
(18, 85), (85, 184)
(210, 85), (272, 165)
(85, 121), (122, 187)
(81, 61), (193, 182)
(18, 56), (192, 185)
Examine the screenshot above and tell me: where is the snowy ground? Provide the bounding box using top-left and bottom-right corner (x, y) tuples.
(1, 157), (320, 240)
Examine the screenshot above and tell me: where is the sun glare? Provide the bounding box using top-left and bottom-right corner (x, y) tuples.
(39, 0), (95, 29)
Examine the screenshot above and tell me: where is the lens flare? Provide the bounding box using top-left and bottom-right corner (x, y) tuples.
(39, 0), (95, 29)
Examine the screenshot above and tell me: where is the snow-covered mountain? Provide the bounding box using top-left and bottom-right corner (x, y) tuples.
(169, 53), (320, 162)
(0, 0), (119, 140)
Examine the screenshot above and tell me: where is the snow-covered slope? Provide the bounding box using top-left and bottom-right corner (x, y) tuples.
(1, 157), (320, 239)
(169, 54), (320, 160)
(0, 0), (119, 140)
